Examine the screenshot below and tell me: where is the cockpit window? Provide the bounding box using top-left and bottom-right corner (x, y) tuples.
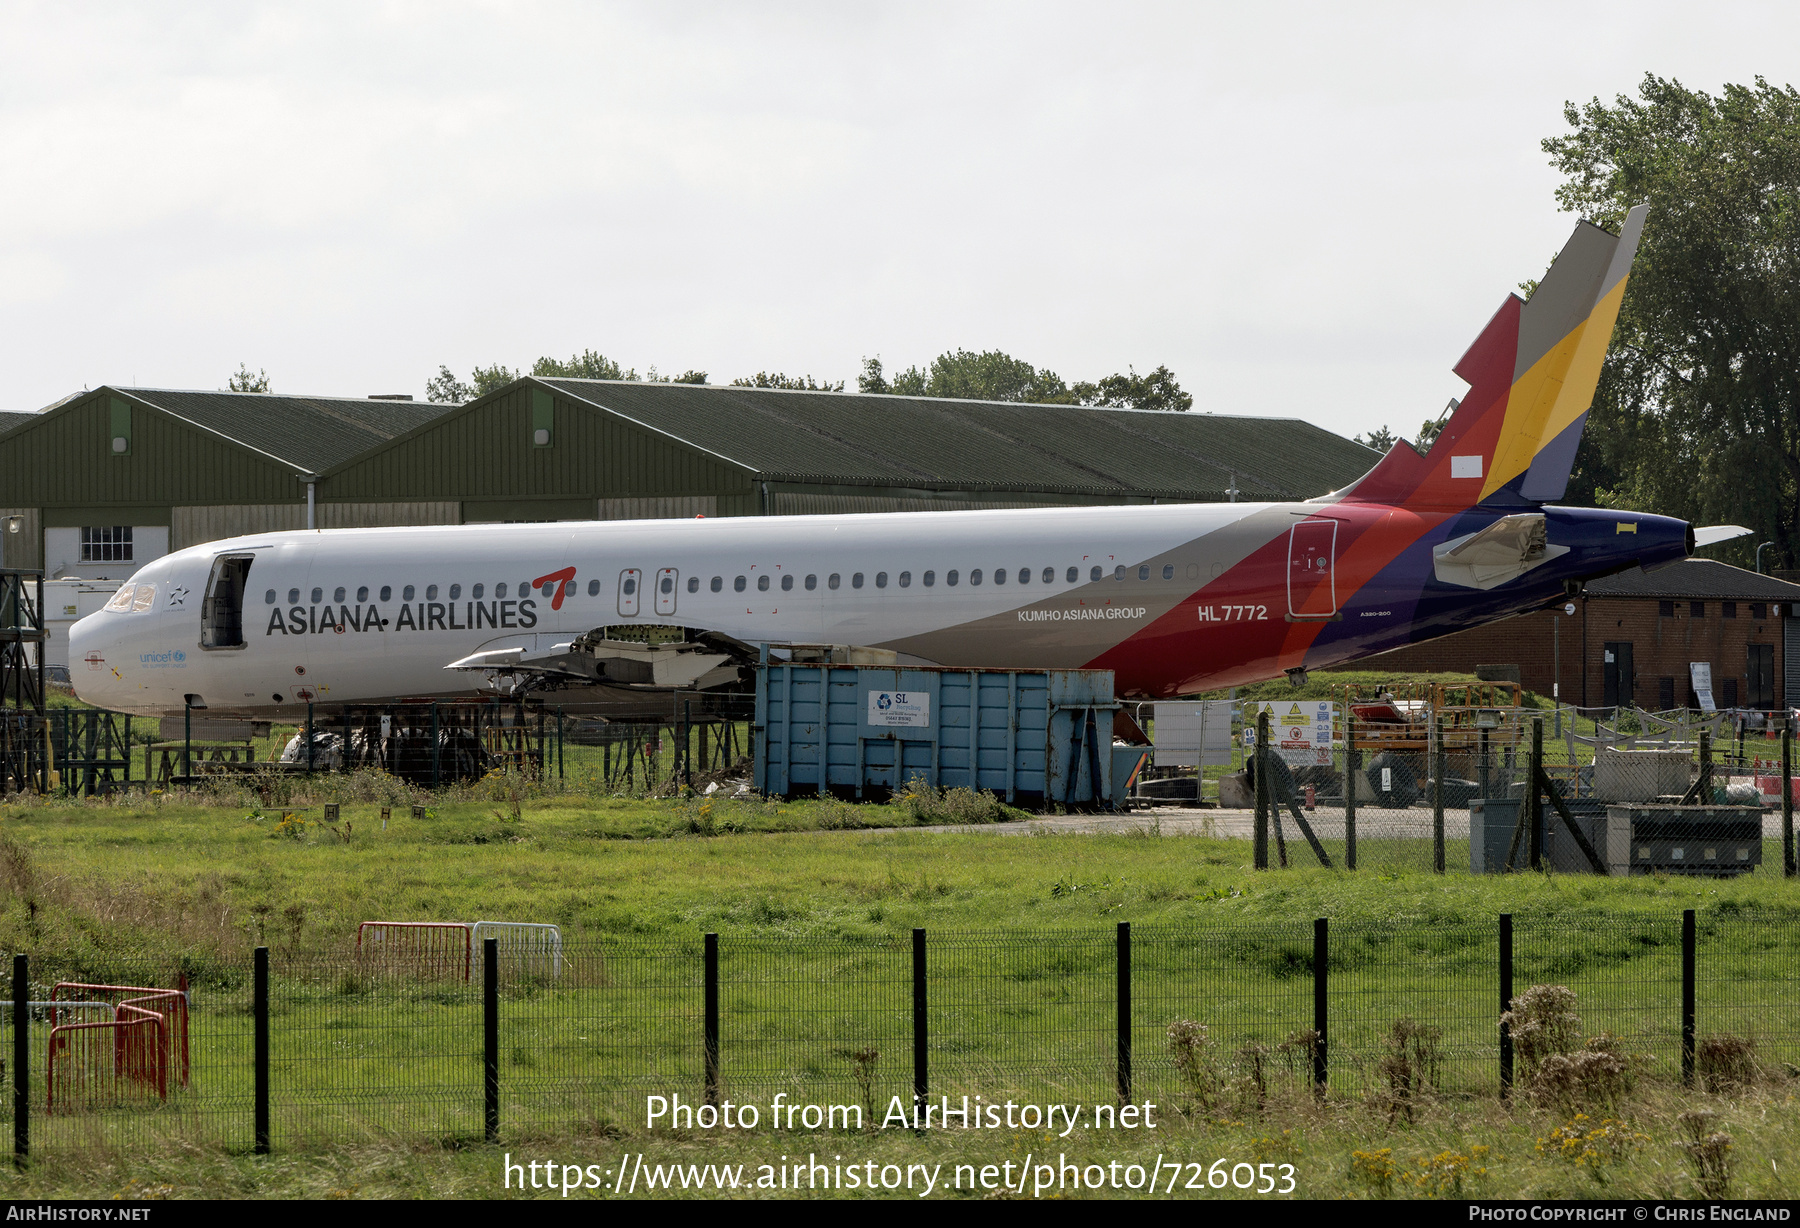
(130, 585), (155, 613)
(104, 583), (135, 612)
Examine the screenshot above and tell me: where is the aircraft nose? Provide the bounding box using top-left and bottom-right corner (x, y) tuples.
(67, 613), (107, 704)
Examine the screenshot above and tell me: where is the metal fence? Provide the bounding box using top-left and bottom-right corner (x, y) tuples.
(1, 909), (1791, 1156)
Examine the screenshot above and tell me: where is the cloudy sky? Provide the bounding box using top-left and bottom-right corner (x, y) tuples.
(2, 2), (1795, 441)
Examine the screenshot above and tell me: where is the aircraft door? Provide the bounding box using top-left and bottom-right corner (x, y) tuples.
(617, 569), (641, 618)
(654, 568), (678, 616)
(1286, 519), (1338, 618)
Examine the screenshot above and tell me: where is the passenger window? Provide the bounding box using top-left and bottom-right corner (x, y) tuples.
(852, 573), (864, 589)
(287, 588), (300, 604)
(311, 587), (323, 603)
(1066, 567), (1077, 583)
(1162, 565), (1174, 580)
(661, 575), (674, 594)
(587, 579), (599, 596)
(1137, 566), (1150, 581)
(780, 575), (793, 591)
(403, 585), (415, 601)
(923, 571), (935, 587)
(1114, 566), (1125, 581)
(687, 577), (699, 593)
(947, 570), (959, 586)
(993, 569), (1006, 585)
(496, 583), (508, 598)
(264, 589), (277, 605)
(331, 586), (344, 603)
(805, 575), (817, 591)
(1018, 569), (1030, 584)
(875, 572), (888, 589)
(1041, 567), (1053, 583)
(757, 575), (770, 591)
(971, 569), (983, 586)
(898, 571), (911, 588)
(450, 584), (462, 600)
(426, 585), (439, 600)
(711, 576), (723, 592)
(380, 586), (392, 602)
(470, 584), (482, 600)
(622, 576), (636, 595)
(1090, 566), (1102, 582)
(734, 576), (747, 592)
(829, 574), (841, 590)
(358, 586), (370, 602)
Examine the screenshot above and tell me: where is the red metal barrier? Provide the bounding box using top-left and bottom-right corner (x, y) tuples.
(46, 982), (189, 1111)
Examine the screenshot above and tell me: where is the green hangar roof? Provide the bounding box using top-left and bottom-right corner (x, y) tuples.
(529, 379), (1377, 501)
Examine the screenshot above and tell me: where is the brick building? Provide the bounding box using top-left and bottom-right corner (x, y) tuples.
(1343, 559), (1800, 712)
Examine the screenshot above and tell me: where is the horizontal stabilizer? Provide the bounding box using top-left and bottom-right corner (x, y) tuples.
(1432, 512), (1568, 590)
(1692, 524), (1753, 548)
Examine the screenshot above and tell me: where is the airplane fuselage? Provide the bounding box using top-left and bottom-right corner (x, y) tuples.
(68, 499), (1690, 718)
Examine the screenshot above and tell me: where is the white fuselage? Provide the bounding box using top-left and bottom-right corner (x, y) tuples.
(69, 502), (1263, 716)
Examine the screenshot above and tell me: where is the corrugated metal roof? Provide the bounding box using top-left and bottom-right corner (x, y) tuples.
(1587, 559), (1800, 601)
(0, 412), (37, 436)
(112, 388), (455, 473)
(539, 380), (1378, 499)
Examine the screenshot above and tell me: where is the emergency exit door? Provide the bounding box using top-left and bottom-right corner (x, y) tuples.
(1287, 519), (1338, 618)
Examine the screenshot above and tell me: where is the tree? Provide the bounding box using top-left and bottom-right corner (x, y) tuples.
(857, 357), (890, 394)
(424, 365), (472, 403)
(228, 364), (270, 394)
(1069, 364), (1193, 412)
(532, 350), (637, 381)
(1547, 74), (1800, 571)
(731, 372), (845, 391)
(1353, 426), (1397, 452)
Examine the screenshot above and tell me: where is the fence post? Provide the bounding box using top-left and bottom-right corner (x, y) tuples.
(1783, 724), (1794, 879)
(1344, 711), (1356, 870)
(1116, 922), (1131, 1105)
(306, 702), (314, 777)
(1498, 914), (1513, 1097)
(1698, 729), (1712, 804)
(1433, 717), (1446, 874)
(1312, 917), (1328, 1094)
(1681, 908), (1696, 1087)
(254, 946), (270, 1155)
(183, 696), (192, 783)
(12, 952), (26, 1162)
(1253, 709), (1270, 870)
(912, 928), (927, 1126)
(557, 707), (565, 781)
(704, 933), (720, 1106)
(484, 937), (499, 1143)
(431, 703), (440, 789)
(1527, 718), (1544, 871)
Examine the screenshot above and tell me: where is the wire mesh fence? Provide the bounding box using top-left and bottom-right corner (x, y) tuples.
(2, 909), (1795, 1156)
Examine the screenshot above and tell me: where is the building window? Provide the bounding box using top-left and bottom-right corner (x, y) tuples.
(1658, 600), (1674, 617)
(1723, 601), (1737, 618)
(1751, 602), (1767, 620)
(1691, 601), (1705, 617)
(1721, 677), (1739, 707)
(1658, 677), (1675, 710)
(80, 526), (132, 563)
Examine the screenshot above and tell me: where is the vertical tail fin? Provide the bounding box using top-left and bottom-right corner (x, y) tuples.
(1342, 204), (1647, 510)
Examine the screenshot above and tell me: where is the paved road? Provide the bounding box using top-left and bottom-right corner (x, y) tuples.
(932, 806), (1795, 839)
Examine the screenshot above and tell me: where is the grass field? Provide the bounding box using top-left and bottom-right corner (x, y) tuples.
(1, 782), (1797, 1199)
